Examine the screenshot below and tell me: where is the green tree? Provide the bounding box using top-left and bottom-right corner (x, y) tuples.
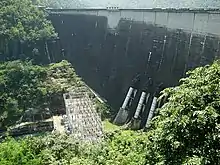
(145, 61), (220, 165)
(0, 131), (148, 165)
(0, 0), (57, 60)
(0, 60), (82, 128)
(0, 137), (42, 165)
(0, 0), (56, 41)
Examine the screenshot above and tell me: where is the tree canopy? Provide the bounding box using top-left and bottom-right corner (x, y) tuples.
(0, 0), (57, 41)
(0, 60), (82, 128)
(0, 61), (219, 165)
(0, 0), (219, 162)
(0, 131), (148, 165)
(145, 61), (220, 165)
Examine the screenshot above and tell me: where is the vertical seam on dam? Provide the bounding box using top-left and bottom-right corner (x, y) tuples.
(184, 12), (196, 74)
(47, 9), (220, 112)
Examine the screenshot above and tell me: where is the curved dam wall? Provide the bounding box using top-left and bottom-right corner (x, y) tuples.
(48, 9), (220, 112)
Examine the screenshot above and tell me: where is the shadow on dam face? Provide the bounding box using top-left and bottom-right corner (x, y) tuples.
(48, 13), (220, 113)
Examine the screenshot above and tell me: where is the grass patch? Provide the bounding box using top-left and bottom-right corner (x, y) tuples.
(103, 120), (120, 132)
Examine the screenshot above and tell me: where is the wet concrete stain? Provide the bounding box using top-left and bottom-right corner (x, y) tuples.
(48, 12), (220, 114)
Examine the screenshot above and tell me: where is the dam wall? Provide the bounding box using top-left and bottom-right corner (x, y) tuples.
(47, 9), (220, 112)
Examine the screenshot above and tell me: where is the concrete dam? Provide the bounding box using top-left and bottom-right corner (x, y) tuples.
(47, 8), (220, 127)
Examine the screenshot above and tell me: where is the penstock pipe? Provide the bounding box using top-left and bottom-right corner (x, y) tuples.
(145, 82), (163, 128)
(133, 78), (153, 119)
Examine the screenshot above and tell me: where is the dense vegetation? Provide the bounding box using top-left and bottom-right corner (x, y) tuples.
(0, 61), (219, 164)
(145, 61), (220, 165)
(0, 0), (56, 41)
(0, 0), (219, 164)
(0, 0), (56, 61)
(0, 131), (148, 165)
(0, 60), (82, 128)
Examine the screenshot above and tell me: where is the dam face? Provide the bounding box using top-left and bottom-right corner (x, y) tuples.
(47, 9), (220, 112)
(45, 0), (220, 9)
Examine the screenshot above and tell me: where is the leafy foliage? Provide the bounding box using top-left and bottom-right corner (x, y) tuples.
(0, 6), (219, 160)
(145, 61), (220, 165)
(95, 101), (111, 120)
(0, 131), (148, 165)
(0, 137), (42, 165)
(0, 60), (82, 127)
(0, 0), (56, 41)
(101, 131), (148, 165)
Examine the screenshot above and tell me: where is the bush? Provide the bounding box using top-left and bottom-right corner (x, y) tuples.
(0, 131), (148, 165)
(0, 60), (81, 127)
(145, 61), (220, 165)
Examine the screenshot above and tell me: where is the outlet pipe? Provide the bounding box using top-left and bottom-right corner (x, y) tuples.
(145, 96), (157, 128)
(145, 83), (163, 128)
(122, 87), (135, 109)
(134, 78), (152, 119)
